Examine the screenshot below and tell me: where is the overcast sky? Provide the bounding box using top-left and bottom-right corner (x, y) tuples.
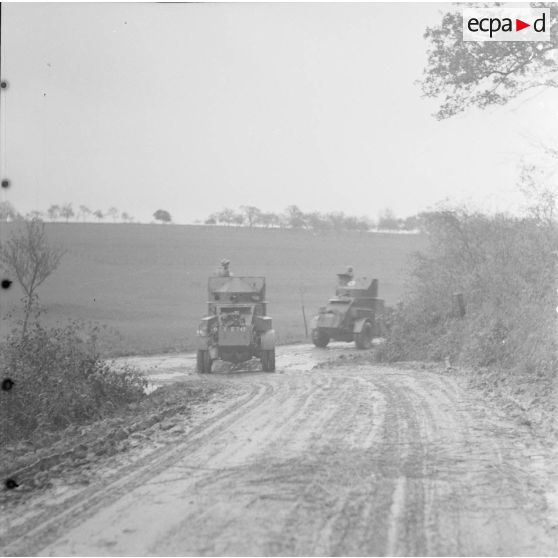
(2, 2), (557, 223)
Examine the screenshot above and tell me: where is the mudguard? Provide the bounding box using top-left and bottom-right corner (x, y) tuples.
(260, 329), (276, 350)
(352, 317), (370, 334)
(196, 316), (217, 349)
(254, 315), (273, 331)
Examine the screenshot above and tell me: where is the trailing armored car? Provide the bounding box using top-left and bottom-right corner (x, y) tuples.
(311, 273), (384, 350)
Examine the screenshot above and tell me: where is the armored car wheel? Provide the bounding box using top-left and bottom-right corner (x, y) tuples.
(196, 349), (212, 373)
(355, 320), (373, 350)
(261, 349), (276, 372)
(311, 328), (330, 348)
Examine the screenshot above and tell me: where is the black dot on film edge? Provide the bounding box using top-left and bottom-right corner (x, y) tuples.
(2, 378), (14, 391)
(1, 180), (10, 189)
(5, 478), (18, 490)
(0, 81), (8, 89)
(1, 279), (12, 289)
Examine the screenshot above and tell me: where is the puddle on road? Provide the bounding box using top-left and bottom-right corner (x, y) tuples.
(112, 342), (363, 392)
(111, 354), (197, 393)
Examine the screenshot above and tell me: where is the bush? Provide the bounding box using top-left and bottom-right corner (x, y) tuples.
(0, 321), (147, 442)
(379, 210), (557, 381)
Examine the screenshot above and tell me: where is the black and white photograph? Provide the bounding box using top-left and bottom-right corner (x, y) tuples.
(0, 1), (557, 556)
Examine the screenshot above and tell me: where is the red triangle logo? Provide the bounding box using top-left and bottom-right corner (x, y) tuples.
(516, 19), (530, 31)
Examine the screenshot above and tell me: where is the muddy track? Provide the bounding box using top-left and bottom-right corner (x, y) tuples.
(2, 377), (273, 556)
(2, 345), (557, 556)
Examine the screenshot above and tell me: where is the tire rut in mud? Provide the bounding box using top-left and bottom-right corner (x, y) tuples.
(2, 378), (276, 556)
(5, 361), (557, 557)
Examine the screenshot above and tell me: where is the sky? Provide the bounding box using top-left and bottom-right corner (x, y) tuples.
(1, 2), (558, 224)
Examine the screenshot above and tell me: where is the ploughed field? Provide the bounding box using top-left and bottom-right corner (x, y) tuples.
(0, 223), (425, 355)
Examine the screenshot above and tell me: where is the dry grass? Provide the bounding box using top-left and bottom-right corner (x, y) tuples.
(377, 210), (557, 434)
(0, 321), (147, 443)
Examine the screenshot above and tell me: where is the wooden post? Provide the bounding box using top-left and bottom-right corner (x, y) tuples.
(453, 292), (466, 318)
(300, 287), (308, 338)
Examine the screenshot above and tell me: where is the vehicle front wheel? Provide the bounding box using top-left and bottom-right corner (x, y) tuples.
(311, 328), (330, 348)
(197, 349), (212, 373)
(261, 349), (276, 372)
(355, 321), (373, 350)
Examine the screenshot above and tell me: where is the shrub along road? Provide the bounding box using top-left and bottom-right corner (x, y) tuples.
(2, 345), (558, 556)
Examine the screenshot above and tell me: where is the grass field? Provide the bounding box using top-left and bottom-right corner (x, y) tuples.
(0, 224), (426, 356)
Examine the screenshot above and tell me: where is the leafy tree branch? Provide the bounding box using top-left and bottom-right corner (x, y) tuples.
(421, 8), (558, 119)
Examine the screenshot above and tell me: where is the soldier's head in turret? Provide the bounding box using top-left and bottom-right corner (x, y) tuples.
(219, 259), (231, 277)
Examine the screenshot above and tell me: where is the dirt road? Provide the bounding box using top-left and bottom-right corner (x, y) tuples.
(3, 344), (558, 556)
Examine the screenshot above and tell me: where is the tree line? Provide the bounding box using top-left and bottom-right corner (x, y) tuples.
(204, 205), (420, 232)
(45, 204), (136, 223)
(0, 200), (417, 230)
(0, 202), (137, 224)
(0, 203), (175, 224)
